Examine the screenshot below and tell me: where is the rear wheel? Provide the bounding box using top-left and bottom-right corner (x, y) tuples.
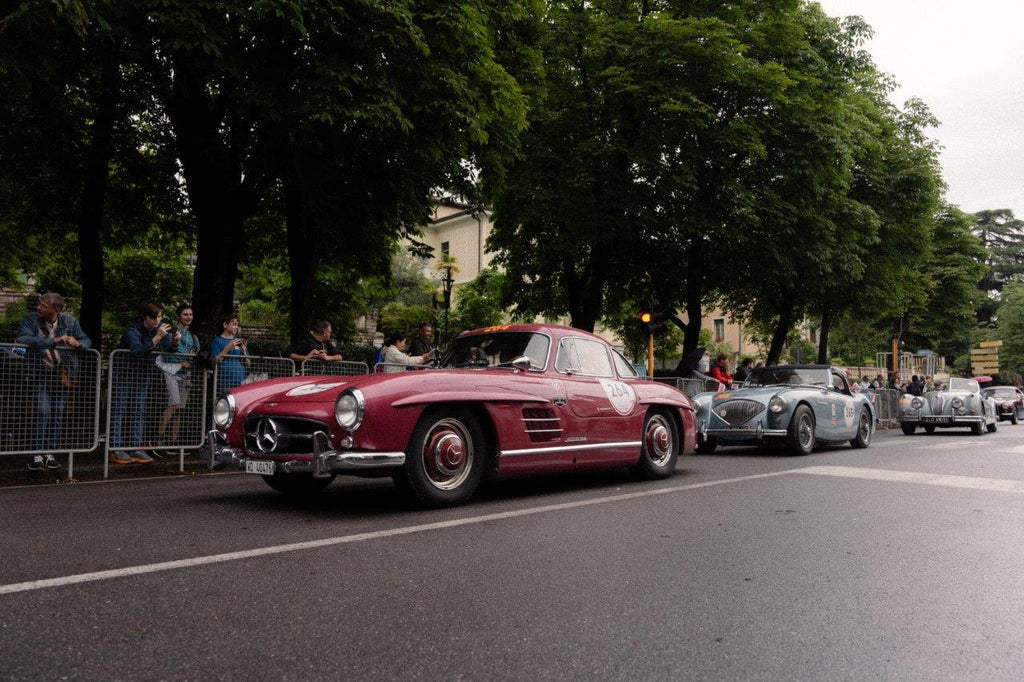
(261, 473), (335, 497)
(634, 409), (679, 479)
(849, 410), (871, 449)
(399, 407), (485, 508)
(787, 405), (815, 456)
(901, 423), (917, 436)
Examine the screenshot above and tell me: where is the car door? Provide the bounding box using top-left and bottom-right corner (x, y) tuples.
(554, 336), (641, 464)
(826, 370), (858, 439)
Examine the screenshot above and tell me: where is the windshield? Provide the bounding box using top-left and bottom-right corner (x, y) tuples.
(983, 387), (1017, 397)
(746, 367), (830, 387)
(947, 378), (980, 393)
(442, 331), (550, 370)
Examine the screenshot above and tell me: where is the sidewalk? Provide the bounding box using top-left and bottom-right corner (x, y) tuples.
(0, 447), (216, 488)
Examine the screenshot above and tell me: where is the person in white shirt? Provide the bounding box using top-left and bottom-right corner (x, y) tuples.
(381, 332), (433, 374)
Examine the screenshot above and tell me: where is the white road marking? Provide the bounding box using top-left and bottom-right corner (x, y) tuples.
(792, 465), (1024, 494)
(0, 471), (790, 596)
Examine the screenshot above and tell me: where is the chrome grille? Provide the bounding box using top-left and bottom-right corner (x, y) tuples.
(244, 415), (330, 455)
(522, 408), (562, 443)
(712, 400), (764, 427)
(929, 396), (946, 414)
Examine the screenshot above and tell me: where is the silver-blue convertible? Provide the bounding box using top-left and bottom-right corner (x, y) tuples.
(693, 365), (875, 455)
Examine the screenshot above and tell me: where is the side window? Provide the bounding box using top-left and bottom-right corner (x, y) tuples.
(832, 372), (848, 393)
(555, 338), (579, 374)
(574, 338), (614, 377)
(613, 351), (640, 379)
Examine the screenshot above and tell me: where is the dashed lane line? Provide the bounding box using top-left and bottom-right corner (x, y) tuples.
(791, 465), (1024, 494)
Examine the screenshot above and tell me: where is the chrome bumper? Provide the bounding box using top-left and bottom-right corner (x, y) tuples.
(699, 419), (787, 442)
(900, 415), (984, 425)
(208, 430), (405, 478)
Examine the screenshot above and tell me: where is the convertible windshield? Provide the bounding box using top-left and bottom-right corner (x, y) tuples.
(746, 367), (830, 387)
(983, 387), (1019, 398)
(946, 378), (980, 393)
(442, 331), (550, 370)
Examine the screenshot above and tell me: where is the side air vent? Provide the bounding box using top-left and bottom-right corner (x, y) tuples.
(522, 408), (562, 443)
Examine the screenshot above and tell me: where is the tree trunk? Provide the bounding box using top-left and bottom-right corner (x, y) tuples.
(765, 300), (795, 366)
(165, 62), (260, 335)
(284, 174), (319, 346)
(817, 307), (833, 364)
(76, 43), (119, 346)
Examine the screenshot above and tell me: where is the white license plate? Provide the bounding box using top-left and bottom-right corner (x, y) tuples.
(245, 460), (276, 475)
(922, 416), (951, 424)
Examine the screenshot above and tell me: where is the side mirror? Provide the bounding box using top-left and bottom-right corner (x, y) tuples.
(511, 356), (532, 372)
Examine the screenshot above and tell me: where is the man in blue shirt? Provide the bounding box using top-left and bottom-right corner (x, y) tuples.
(109, 302), (179, 465)
(16, 293), (92, 470)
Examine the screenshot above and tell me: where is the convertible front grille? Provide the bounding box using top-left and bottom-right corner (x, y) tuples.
(244, 415), (330, 455)
(522, 408), (562, 442)
(712, 400), (764, 427)
(929, 396), (946, 414)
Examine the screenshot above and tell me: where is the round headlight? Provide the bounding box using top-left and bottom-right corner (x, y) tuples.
(951, 397), (964, 410)
(911, 397), (923, 409)
(213, 395), (235, 429)
(335, 389), (365, 431)
(769, 395), (787, 413)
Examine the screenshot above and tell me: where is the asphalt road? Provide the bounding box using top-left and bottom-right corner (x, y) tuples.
(3, 424), (1024, 680)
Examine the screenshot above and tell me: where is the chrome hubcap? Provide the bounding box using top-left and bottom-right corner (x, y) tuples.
(799, 415), (813, 449)
(645, 415), (673, 466)
(422, 419), (473, 490)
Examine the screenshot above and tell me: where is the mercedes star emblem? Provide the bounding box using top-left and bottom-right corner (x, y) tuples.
(256, 418), (280, 453)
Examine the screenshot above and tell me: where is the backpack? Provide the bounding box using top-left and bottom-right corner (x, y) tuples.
(373, 347), (385, 365)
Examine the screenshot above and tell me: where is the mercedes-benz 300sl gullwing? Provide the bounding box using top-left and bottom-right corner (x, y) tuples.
(900, 377), (998, 435)
(692, 365), (875, 455)
(210, 324), (696, 507)
(981, 385), (1024, 425)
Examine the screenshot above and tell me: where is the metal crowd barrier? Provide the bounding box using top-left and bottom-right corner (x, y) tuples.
(300, 359), (370, 376)
(0, 344), (102, 477)
(105, 350), (209, 476)
(652, 376), (723, 397)
(864, 388), (902, 428)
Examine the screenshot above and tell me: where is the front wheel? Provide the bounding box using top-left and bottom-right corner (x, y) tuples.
(787, 405), (815, 456)
(634, 409), (679, 479)
(1011, 414), (1019, 426)
(399, 407), (486, 508)
(849, 410), (871, 449)
(971, 421), (984, 435)
(261, 473), (335, 497)
(987, 421), (998, 433)
(901, 423), (917, 436)
(924, 425), (936, 435)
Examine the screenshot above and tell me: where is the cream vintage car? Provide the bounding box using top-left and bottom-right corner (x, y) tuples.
(900, 377), (997, 435)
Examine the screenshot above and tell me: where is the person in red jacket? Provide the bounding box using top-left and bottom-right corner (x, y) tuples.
(710, 353), (733, 385)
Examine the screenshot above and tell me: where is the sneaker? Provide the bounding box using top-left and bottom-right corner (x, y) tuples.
(44, 454), (60, 469)
(130, 450), (154, 464)
(27, 455), (44, 471)
(109, 451), (134, 465)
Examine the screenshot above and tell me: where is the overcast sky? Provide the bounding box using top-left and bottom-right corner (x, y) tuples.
(814, 0), (1024, 218)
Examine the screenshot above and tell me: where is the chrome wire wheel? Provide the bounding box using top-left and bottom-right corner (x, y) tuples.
(797, 413), (814, 450)
(420, 418), (475, 491)
(644, 414), (674, 468)
(858, 412), (871, 444)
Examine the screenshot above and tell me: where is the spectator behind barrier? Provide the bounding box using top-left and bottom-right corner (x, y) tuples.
(211, 313), (250, 395)
(381, 331), (433, 374)
(156, 304), (201, 446)
(109, 302), (179, 465)
(289, 320), (342, 363)
(16, 292), (92, 471)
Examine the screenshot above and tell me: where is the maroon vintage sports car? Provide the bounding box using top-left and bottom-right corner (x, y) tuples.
(981, 385), (1024, 424)
(210, 323), (696, 507)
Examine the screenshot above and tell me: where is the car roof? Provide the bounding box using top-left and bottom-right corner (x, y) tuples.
(457, 323), (606, 343)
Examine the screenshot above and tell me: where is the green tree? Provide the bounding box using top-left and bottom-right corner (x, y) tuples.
(450, 268), (507, 338)
(973, 209), (1024, 324)
(994, 282), (1024, 380)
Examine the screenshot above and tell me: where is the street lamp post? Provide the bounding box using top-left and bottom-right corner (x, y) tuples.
(441, 266), (455, 347)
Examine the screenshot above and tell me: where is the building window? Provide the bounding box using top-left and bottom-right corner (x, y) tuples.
(714, 318), (725, 343)
(809, 328), (817, 344)
(441, 241), (450, 256)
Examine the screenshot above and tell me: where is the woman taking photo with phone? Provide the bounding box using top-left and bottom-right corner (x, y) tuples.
(210, 313), (250, 396)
